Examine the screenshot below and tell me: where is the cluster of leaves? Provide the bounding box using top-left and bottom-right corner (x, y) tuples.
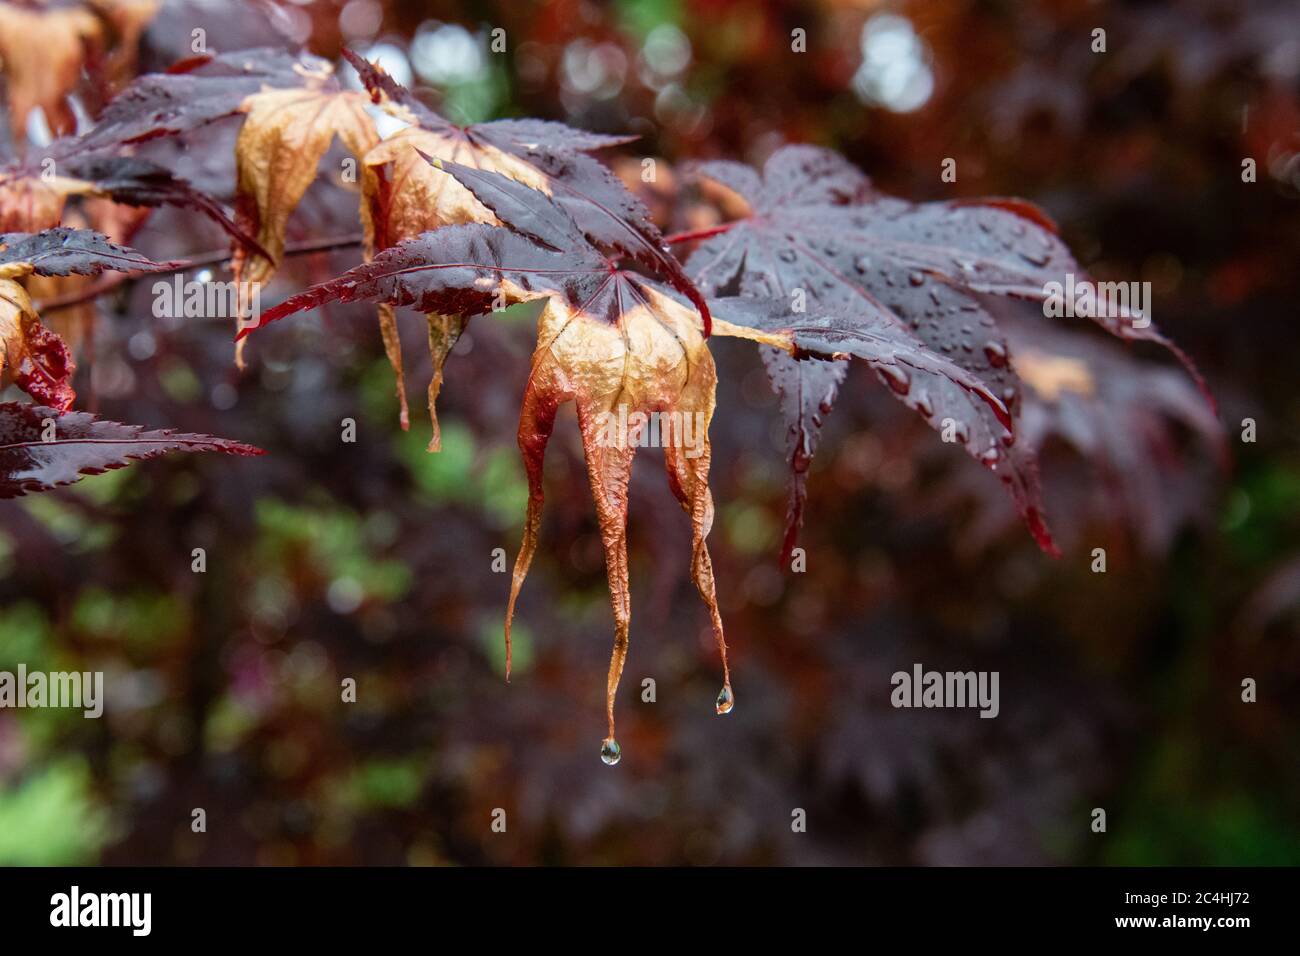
(242, 53), (1213, 756)
(0, 35), (1217, 761)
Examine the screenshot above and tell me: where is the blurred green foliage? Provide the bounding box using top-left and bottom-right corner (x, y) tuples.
(0, 759), (111, 865)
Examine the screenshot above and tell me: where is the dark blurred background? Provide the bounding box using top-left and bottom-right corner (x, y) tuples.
(0, 0), (1297, 865)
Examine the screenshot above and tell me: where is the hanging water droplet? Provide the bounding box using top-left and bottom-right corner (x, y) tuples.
(984, 340), (1008, 368)
(908, 271), (925, 286)
(777, 248), (797, 263)
(715, 684), (734, 715)
(600, 737), (622, 765)
(854, 255), (871, 274)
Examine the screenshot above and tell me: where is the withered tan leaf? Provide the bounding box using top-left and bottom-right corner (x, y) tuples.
(360, 126), (546, 442)
(1013, 347), (1096, 400)
(506, 285), (731, 755)
(363, 126), (549, 237)
(90, 0), (163, 92)
(0, 3), (102, 139)
(423, 311), (465, 452)
(0, 173), (94, 234)
(230, 82), (378, 289)
(251, 160), (732, 761)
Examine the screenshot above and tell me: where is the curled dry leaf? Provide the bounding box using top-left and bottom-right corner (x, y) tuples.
(251, 161), (731, 760)
(344, 48), (668, 450)
(0, 49), (348, 360)
(0, 2), (101, 139)
(0, 401), (263, 498)
(359, 125), (542, 438)
(0, 169), (90, 234)
(229, 66), (378, 289)
(0, 0), (164, 143)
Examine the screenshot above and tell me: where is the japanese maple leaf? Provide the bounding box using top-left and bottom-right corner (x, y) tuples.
(37, 48), (375, 352)
(342, 49), (708, 448)
(0, 226), (180, 278)
(0, 227), (179, 408)
(76, 48), (320, 151)
(683, 146), (1136, 557)
(345, 49), (691, 310)
(224, 60), (378, 295)
(70, 48), (381, 360)
(709, 297), (1017, 527)
(1004, 308), (1225, 554)
(247, 161), (1020, 763)
(249, 159), (727, 763)
(0, 150), (264, 255)
(0, 402), (262, 498)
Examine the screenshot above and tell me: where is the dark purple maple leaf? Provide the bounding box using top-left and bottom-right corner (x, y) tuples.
(0, 228), (182, 276)
(62, 154), (266, 255)
(0, 403), (263, 498)
(709, 296), (1028, 560)
(686, 145), (1067, 554)
(1003, 308), (1224, 554)
(78, 48), (319, 151)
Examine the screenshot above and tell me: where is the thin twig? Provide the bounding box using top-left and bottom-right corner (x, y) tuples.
(33, 233), (366, 314)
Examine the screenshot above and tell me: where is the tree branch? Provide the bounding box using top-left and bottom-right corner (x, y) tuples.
(33, 233), (366, 314)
